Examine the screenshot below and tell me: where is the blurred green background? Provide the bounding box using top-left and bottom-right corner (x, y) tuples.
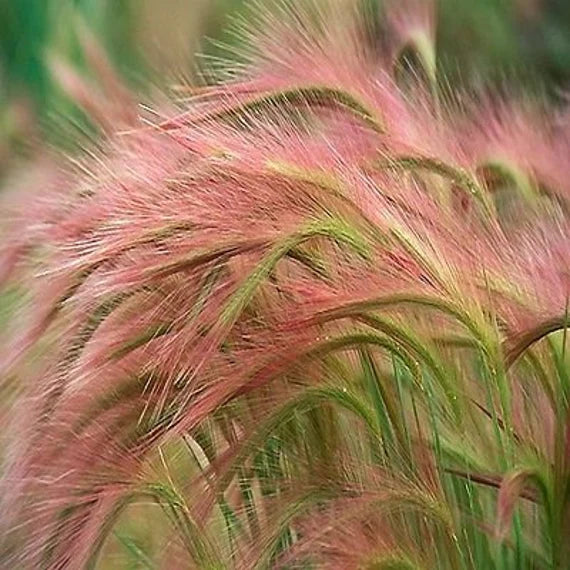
(0, 0), (568, 172)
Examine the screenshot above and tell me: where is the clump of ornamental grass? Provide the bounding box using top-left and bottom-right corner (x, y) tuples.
(1, 1), (569, 568)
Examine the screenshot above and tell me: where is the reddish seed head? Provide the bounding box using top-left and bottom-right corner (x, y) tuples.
(0, 1), (568, 568)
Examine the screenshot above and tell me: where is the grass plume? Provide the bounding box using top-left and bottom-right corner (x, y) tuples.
(1, 1), (569, 568)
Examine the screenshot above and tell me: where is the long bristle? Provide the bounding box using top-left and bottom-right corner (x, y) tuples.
(1, 1), (569, 568)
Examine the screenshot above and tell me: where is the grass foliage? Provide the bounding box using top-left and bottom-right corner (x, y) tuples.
(1, 1), (569, 568)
